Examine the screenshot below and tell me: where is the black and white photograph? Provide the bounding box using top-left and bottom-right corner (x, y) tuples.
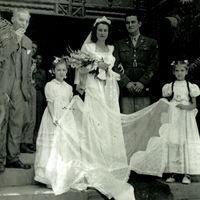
(0, 0), (200, 199)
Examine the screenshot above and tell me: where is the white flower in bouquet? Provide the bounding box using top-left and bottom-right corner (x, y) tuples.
(67, 49), (96, 71)
(66, 47), (109, 80)
(68, 57), (82, 69)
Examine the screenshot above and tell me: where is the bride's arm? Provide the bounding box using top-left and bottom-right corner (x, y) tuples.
(79, 44), (94, 74)
(98, 60), (109, 71)
(79, 67), (90, 74)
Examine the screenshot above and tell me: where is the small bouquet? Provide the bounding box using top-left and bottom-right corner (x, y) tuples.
(66, 46), (108, 80)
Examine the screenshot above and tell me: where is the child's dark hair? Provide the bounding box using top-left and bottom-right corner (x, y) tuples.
(171, 60), (189, 71)
(169, 60), (192, 103)
(32, 40), (38, 47)
(50, 57), (69, 78)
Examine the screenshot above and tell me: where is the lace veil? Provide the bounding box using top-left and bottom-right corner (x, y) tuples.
(74, 16), (111, 94)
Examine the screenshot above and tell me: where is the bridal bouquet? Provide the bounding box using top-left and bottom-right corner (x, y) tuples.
(66, 47), (107, 80)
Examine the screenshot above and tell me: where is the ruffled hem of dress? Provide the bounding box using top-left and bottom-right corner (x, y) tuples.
(131, 168), (163, 177)
(83, 167), (132, 200)
(164, 170), (200, 175)
(34, 175), (50, 185)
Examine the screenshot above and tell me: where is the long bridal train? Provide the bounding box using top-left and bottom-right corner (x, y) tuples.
(122, 98), (170, 176)
(45, 92), (134, 200)
(43, 95), (170, 199)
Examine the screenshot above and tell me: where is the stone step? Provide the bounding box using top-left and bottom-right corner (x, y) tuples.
(0, 167), (35, 187)
(169, 182), (200, 200)
(20, 153), (35, 165)
(1, 183), (200, 200)
(0, 185), (100, 200)
(0, 153), (35, 187)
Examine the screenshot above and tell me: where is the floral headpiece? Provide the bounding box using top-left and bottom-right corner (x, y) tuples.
(171, 60), (189, 66)
(49, 56), (62, 76)
(180, 0), (193, 4)
(93, 16), (111, 27)
(53, 56), (68, 64)
(50, 56), (68, 76)
(171, 60), (189, 70)
(53, 56), (62, 64)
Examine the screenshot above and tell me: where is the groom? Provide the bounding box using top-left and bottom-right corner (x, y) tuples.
(114, 11), (159, 114)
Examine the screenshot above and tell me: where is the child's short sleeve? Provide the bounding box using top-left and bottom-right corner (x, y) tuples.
(190, 83), (200, 97)
(44, 82), (54, 102)
(162, 83), (172, 97)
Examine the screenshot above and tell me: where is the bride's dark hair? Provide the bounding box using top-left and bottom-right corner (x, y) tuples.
(90, 21), (111, 45)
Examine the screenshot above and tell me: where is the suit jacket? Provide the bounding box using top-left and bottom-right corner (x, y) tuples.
(0, 33), (32, 102)
(20, 35), (32, 101)
(0, 22), (17, 104)
(113, 35), (159, 96)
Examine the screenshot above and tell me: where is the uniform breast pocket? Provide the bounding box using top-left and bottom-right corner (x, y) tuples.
(139, 46), (151, 59)
(142, 45), (151, 51)
(119, 49), (131, 63)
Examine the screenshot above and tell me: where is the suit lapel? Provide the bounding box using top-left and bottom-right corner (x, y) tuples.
(11, 49), (16, 63)
(21, 36), (29, 76)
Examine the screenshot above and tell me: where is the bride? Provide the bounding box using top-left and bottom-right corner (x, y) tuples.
(41, 17), (135, 200)
(44, 16), (135, 200)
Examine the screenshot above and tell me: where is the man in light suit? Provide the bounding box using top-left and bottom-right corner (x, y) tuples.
(114, 11), (159, 114)
(0, 8), (32, 172)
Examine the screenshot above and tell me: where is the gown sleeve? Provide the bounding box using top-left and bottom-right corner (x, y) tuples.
(44, 82), (55, 103)
(190, 83), (200, 97)
(162, 83), (172, 97)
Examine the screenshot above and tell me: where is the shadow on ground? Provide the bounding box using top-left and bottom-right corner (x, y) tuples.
(128, 172), (174, 200)
(91, 171), (174, 200)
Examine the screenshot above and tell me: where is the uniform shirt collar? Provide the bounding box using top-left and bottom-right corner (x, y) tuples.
(130, 33), (140, 42)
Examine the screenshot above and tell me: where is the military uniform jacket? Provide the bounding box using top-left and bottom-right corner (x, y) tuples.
(114, 35), (158, 96)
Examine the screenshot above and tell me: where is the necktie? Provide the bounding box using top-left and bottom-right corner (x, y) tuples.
(132, 37), (137, 46)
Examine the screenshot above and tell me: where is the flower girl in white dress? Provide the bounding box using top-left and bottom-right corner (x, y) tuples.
(129, 60), (200, 184)
(163, 60), (200, 184)
(34, 58), (73, 186)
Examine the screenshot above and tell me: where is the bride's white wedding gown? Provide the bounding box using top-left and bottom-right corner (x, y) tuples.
(35, 43), (172, 200)
(44, 43), (135, 200)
